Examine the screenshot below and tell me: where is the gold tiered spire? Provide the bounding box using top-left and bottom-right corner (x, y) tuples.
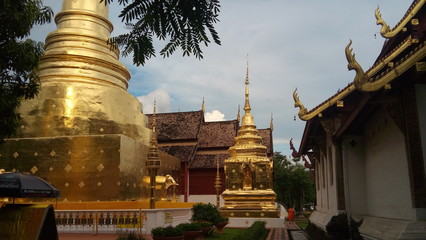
(147, 100), (161, 209)
(228, 62), (267, 160)
(220, 62), (279, 219)
(147, 100), (160, 168)
(40, 0), (130, 90)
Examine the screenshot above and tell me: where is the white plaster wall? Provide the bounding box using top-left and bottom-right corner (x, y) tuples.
(315, 137), (339, 216)
(363, 108), (415, 220)
(326, 137), (338, 213)
(415, 84), (426, 177)
(342, 135), (367, 216)
(187, 195), (224, 207)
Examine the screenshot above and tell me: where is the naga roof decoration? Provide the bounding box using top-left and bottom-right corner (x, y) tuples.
(375, 0), (424, 38)
(294, 1), (426, 121)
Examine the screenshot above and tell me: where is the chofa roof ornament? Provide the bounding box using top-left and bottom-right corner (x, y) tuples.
(293, 88), (308, 121)
(345, 40), (367, 90)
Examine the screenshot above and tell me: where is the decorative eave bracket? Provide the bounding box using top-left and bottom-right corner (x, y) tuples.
(375, 1), (425, 39)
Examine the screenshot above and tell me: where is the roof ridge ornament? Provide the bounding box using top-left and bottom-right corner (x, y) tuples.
(375, 6), (391, 38)
(293, 88), (308, 120)
(375, 1), (426, 39)
(345, 40), (367, 90)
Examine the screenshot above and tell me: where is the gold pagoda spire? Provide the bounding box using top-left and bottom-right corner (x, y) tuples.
(221, 63), (279, 218)
(242, 56), (255, 126)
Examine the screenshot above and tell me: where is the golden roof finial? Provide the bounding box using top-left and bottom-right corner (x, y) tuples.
(152, 99), (157, 133)
(270, 113), (274, 131)
(237, 105), (241, 123)
(201, 97), (205, 112)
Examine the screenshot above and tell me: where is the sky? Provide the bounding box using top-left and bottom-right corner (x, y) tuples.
(30, 0), (412, 157)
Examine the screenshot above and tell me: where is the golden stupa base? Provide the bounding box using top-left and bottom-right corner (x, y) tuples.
(220, 189), (280, 218)
(0, 134), (147, 202)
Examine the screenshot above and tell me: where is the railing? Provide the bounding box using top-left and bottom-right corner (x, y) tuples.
(55, 208), (191, 234)
(55, 209), (144, 234)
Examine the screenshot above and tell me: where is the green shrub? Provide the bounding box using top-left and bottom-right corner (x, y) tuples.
(151, 226), (184, 237)
(176, 222), (202, 231)
(116, 231), (145, 240)
(191, 203), (222, 225)
(233, 221), (267, 240)
(195, 221), (213, 228)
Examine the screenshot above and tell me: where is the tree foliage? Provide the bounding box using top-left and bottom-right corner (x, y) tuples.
(273, 152), (315, 211)
(0, 0), (53, 144)
(101, 0), (221, 66)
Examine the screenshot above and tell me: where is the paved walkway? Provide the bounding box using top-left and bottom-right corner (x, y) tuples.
(264, 221), (300, 240)
(59, 223), (308, 240)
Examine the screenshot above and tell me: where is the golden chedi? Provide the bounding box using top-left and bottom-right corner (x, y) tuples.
(0, 0), (179, 202)
(220, 66), (280, 218)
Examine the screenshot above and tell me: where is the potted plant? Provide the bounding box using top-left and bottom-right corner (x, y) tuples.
(151, 226), (184, 240)
(191, 203), (229, 234)
(213, 216), (229, 234)
(176, 222), (202, 240)
(193, 221), (213, 236)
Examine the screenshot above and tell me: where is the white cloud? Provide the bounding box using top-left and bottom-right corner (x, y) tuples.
(205, 110), (226, 122)
(136, 89), (171, 114)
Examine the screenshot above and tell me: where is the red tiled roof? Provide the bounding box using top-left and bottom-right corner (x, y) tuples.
(258, 128), (273, 155)
(198, 120), (238, 148)
(147, 111), (203, 141)
(159, 144), (197, 162)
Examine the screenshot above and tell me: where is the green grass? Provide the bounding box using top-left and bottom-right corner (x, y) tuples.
(205, 228), (242, 239)
(294, 217), (309, 229)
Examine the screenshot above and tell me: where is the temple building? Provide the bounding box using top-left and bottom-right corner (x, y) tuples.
(0, 0), (180, 202)
(294, 0), (426, 238)
(146, 105), (274, 204)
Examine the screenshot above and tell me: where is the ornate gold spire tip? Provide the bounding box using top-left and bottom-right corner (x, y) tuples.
(202, 97), (205, 112)
(244, 55), (251, 112)
(152, 99), (157, 133)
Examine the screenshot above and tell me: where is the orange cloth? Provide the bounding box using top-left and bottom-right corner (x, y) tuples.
(288, 208), (295, 221)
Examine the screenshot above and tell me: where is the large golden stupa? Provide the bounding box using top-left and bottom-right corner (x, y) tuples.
(0, 0), (179, 201)
(220, 67), (280, 218)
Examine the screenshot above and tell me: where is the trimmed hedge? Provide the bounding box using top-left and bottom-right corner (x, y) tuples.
(233, 221), (268, 240)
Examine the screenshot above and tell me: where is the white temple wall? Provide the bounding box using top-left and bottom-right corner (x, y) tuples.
(342, 135), (367, 216)
(363, 108), (415, 220)
(186, 195), (223, 206)
(415, 84), (426, 177)
(315, 136), (338, 215)
(326, 136), (338, 213)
